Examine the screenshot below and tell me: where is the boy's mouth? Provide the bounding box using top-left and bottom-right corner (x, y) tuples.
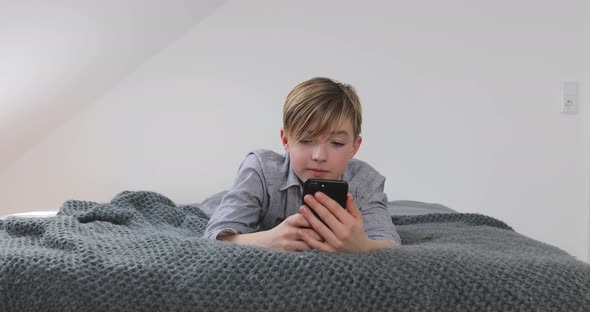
(309, 168), (328, 177)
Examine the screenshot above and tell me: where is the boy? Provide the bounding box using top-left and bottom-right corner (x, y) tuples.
(204, 77), (400, 252)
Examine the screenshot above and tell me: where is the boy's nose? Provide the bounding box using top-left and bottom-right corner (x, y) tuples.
(312, 145), (327, 162)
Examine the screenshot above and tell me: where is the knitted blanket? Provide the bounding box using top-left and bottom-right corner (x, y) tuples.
(1, 191), (589, 312)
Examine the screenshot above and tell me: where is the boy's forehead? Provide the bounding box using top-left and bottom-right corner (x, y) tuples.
(292, 116), (356, 141)
(330, 119), (353, 133)
(329, 129), (351, 137)
(310, 121), (353, 138)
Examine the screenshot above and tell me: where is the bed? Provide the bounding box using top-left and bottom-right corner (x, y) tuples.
(1, 190), (589, 311)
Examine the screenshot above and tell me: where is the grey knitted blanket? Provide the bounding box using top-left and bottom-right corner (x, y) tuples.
(1, 191), (589, 312)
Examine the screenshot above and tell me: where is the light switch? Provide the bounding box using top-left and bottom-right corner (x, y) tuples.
(561, 81), (578, 114)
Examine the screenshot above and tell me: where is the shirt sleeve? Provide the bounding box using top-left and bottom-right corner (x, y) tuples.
(356, 175), (402, 245)
(203, 154), (267, 240)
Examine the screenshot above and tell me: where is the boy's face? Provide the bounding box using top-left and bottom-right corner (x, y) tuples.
(280, 120), (362, 183)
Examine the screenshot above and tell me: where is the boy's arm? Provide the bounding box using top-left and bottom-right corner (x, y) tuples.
(204, 153), (323, 251)
(203, 154), (266, 240)
(357, 190), (401, 245)
(354, 175), (401, 245)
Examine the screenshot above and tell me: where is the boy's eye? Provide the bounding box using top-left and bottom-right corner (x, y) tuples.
(299, 140), (312, 144)
(331, 142), (345, 147)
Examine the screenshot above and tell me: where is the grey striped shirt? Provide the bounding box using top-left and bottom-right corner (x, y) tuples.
(203, 149), (401, 245)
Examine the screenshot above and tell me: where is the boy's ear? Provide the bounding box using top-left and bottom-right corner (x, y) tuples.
(280, 128), (290, 152)
(350, 135), (362, 158)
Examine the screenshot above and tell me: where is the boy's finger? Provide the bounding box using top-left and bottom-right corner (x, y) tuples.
(289, 241), (313, 252)
(303, 194), (342, 231)
(300, 228), (324, 241)
(299, 204), (339, 245)
(293, 211), (311, 227)
(313, 192), (351, 223)
(298, 230), (335, 252)
(345, 194), (362, 219)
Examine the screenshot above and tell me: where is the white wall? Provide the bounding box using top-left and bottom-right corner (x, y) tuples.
(0, 0), (225, 173)
(1, 0), (588, 261)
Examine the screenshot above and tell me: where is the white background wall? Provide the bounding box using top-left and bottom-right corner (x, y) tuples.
(1, 0), (588, 262)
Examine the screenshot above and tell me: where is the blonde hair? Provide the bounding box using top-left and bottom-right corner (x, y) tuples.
(282, 77), (362, 142)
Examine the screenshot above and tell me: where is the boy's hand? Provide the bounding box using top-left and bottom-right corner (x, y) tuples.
(220, 213), (323, 252)
(299, 192), (393, 253)
(267, 213), (324, 251)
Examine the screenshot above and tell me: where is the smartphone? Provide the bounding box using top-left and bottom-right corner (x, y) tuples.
(302, 179), (348, 220)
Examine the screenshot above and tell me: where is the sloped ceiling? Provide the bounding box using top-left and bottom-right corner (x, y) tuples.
(0, 0), (226, 172)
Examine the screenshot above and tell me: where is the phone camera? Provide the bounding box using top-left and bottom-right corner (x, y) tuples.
(321, 184), (325, 187)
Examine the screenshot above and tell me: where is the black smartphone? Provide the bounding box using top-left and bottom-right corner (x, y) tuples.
(302, 179), (348, 220)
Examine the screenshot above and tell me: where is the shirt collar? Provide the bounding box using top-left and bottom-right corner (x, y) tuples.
(279, 153), (303, 191)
